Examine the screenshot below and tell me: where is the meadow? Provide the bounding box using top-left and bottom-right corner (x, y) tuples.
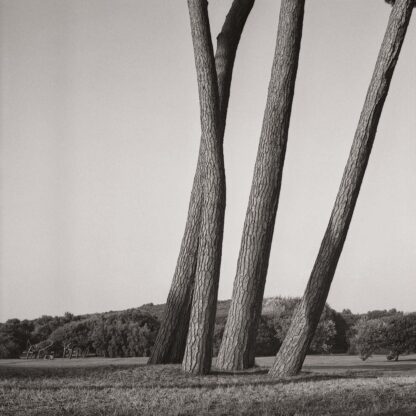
(1, 355), (416, 415)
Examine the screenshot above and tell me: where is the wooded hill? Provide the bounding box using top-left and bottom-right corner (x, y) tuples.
(0, 297), (411, 360)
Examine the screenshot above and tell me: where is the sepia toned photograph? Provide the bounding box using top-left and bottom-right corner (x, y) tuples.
(1, 0), (415, 415)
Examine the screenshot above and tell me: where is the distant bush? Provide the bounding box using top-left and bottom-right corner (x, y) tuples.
(352, 318), (387, 360)
(352, 314), (416, 361)
(90, 311), (159, 357)
(0, 319), (33, 358)
(384, 313), (416, 360)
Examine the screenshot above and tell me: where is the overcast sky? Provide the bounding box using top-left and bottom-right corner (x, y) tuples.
(1, 0), (415, 321)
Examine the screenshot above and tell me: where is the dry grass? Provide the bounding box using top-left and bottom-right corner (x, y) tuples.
(1, 355), (416, 415)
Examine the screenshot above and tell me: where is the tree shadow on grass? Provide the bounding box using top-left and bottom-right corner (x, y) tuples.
(210, 368), (269, 376)
(375, 411), (416, 416)
(0, 363), (146, 379)
(309, 363), (416, 373)
(2, 359), (415, 391)
(0, 371), (377, 392)
(154, 370), (379, 391)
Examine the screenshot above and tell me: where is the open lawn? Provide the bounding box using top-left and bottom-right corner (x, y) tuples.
(1, 355), (416, 415)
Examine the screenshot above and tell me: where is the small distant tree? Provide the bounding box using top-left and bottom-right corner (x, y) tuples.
(352, 318), (387, 361)
(0, 319), (31, 358)
(63, 312), (74, 323)
(0, 332), (20, 358)
(384, 314), (416, 361)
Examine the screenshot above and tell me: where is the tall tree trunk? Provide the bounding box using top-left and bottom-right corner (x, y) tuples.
(269, 0), (414, 378)
(148, 0), (254, 365)
(181, 0), (226, 375)
(216, 0), (305, 371)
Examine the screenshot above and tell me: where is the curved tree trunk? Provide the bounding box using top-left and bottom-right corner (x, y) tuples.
(148, 0), (254, 365)
(216, 0), (305, 371)
(269, 0), (414, 378)
(181, 0), (226, 375)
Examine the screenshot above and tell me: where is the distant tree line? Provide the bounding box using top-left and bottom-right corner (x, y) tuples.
(0, 309), (159, 359)
(1, 298), (415, 360)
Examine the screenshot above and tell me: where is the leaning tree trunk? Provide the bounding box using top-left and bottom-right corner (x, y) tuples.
(181, 0), (226, 375)
(148, 0), (254, 365)
(216, 0), (305, 371)
(269, 0), (414, 378)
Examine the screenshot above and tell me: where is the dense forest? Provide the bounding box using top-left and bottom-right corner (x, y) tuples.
(1, 297), (415, 360)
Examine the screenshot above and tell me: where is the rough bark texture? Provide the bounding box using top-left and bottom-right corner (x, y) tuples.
(216, 0), (305, 371)
(269, 0), (414, 378)
(148, 0), (254, 365)
(180, 0), (225, 375)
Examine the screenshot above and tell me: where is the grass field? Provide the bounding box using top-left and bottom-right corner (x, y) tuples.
(1, 354), (416, 415)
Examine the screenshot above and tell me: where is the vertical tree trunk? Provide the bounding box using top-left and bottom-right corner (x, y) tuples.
(181, 0), (226, 375)
(149, 0), (254, 365)
(216, 0), (305, 371)
(269, 0), (414, 378)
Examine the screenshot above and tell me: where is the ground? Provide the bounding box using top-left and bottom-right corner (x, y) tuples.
(1, 355), (416, 415)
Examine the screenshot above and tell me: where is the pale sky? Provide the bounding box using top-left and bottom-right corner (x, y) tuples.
(1, 0), (415, 321)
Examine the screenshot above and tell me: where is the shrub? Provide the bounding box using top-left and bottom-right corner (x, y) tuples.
(352, 318), (387, 360)
(384, 313), (416, 360)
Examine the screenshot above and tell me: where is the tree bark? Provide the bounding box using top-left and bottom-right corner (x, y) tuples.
(148, 0), (254, 365)
(181, 0), (226, 375)
(216, 0), (305, 371)
(269, 0), (414, 378)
